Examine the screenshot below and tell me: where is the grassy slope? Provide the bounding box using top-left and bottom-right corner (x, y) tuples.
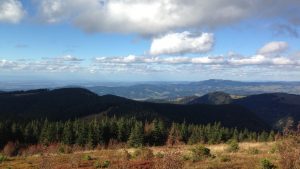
(0, 142), (278, 169)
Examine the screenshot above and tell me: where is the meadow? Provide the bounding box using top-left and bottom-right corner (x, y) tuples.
(0, 141), (284, 169)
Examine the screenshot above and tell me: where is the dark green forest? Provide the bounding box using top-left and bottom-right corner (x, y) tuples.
(0, 117), (276, 149)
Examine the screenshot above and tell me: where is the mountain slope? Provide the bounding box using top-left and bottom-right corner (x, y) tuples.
(232, 93), (300, 129)
(0, 88), (268, 131)
(188, 92), (232, 105)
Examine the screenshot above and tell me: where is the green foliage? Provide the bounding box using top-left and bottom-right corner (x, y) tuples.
(83, 154), (92, 161)
(94, 161), (101, 168)
(226, 140), (239, 152)
(127, 122), (144, 148)
(101, 160), (110, 168)
(0, 154), (8, 163)
(93, 160), (110, 168)
(260, 159), (276, 169)
(151, 119), (167, 146)
(131, 149), (141, 159)
(190, 144), (211, 162)
(0, 117), (275, 149)
(269, 145), (278, 154)
(58, 145), (65, 154)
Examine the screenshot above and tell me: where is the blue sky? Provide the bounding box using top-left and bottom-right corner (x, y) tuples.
(0, 0), (300, 82)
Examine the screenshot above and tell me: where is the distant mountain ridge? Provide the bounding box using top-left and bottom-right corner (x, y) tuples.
(187, 92), (300, 129)
(0, 88), (268, 131)
(88, 79), (300, 100)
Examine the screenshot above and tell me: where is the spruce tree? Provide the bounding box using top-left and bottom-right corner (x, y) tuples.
(127, 122), (144, 148)
(62, 121), (74, 145)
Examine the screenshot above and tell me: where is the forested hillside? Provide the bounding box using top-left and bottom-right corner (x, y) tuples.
(0, 88), (268, 131)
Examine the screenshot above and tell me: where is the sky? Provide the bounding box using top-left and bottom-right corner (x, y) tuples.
(0, 0), (300, 82)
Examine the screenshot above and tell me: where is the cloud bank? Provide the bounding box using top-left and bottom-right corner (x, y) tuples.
(31, 0), (300, 35)
(0, 0), (25, 23)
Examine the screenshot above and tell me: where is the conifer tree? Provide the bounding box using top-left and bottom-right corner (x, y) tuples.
(167, 123), (180, 146)
(127, 122), (144, 148)
(62, 120), (74, 145)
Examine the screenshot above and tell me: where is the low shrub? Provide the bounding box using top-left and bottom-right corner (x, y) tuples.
(261, 158), (276, 169)
(58, 145), (65, 154)
(0, 154), (8, 163)
(190, 144), (211, 162)
(101, 160), (110, 168)
(226, 140), (239, 152)
(83, 154), (92, 161)
(94, 161), (101, 168)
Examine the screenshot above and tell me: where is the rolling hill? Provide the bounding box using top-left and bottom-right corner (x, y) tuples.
(88, 79), (300, 100)
(0, 88), (268, 131)
(187, 92), (232, 105)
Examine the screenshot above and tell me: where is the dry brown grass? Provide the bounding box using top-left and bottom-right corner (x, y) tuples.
(0, 142), (284, 169)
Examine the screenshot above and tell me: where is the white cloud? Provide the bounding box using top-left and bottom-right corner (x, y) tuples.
(94, 54), (298, 66)
(34, 0), (300, 35)
(150, 32), (214, 55)
(0, 0), (25, 23)
(57, 55), (83, 61)
(229, 55), (267, 65)
(258, 41), (289, 55)
(1, 53), (299, 75)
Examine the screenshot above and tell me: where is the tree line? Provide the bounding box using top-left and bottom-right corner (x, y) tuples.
(0, 117), (276, 149)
